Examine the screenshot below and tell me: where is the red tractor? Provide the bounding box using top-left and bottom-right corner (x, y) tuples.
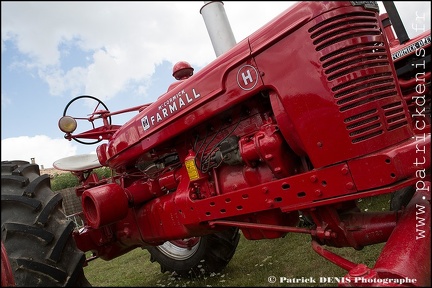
(2, 1), (430, 287)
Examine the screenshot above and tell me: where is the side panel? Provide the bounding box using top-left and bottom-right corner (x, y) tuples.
(251, 3), (414, 168)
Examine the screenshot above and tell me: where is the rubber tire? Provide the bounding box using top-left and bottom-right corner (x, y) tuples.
(1, 160), (90, 287)
(147, 227), (240, 278)
(390, 186), (416, 211)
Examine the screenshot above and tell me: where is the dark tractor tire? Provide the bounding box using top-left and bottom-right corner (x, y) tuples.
(390, 186), (416, 211)
(147, 227), (240, 278)
(1, 160), (90, 287)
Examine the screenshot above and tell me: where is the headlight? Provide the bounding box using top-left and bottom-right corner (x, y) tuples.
(58, 116), (77, 133)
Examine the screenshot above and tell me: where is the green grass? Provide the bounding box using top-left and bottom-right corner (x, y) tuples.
(83, 194), (391, 287)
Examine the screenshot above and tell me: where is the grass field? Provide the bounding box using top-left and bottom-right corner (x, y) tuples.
(83, 194), (390, 287)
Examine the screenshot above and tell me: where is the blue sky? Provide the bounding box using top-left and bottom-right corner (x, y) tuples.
(2, 1), (430, 168)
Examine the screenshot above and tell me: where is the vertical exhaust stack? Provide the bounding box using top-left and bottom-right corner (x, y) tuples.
(382, 1), (410, 44)
(200, 1), (237, 57)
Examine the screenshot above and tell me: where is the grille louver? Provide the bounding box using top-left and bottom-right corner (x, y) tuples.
(310, 11), (408, 143)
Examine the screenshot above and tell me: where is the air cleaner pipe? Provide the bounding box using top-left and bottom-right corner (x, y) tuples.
(82, 183), (129, 229)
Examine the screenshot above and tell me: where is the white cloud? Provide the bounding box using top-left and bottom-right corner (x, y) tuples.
(1, 2), (298, 101)
(39, 66), (88, 97)
(1, 135), (77, 169)
(1, 92), (12, 106)
(1, 2), (212, 100)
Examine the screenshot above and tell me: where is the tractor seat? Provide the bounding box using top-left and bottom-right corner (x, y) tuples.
(53, 154), (102, 172)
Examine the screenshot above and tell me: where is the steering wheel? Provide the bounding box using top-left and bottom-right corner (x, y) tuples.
(63, 95), (112, 145)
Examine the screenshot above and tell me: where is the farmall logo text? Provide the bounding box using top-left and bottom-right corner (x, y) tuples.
(141, 88), (201, 131)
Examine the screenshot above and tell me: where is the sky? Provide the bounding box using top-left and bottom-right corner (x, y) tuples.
(2, 1), (431, 169)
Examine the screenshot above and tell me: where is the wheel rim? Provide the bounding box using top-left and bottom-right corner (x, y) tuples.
(156, 237), (200, 260)
(1, 242), (15, 287)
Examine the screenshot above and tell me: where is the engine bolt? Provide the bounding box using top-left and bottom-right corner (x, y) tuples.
(341, 166), (349, 175)
(265, 154), (273, 160)
(346, 182), (355, 190)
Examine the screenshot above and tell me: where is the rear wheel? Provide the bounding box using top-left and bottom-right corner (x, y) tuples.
(1, 160), (90, 286)
(147, 227), (240, 277)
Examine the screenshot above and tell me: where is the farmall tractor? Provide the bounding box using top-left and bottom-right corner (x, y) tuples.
(1, 1), (431, 287)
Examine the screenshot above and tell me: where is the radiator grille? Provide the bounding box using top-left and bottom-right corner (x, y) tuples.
(382, 101), (409, 131)
(309, 11), (408, 143)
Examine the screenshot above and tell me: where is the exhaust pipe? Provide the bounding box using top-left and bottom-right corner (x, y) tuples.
(200, 1), (236, 57)
(382, 1), (410, 44)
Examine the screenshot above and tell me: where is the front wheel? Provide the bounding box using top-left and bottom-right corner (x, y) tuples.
(390, 186), (415, 211)
(147, 227), (240, 277)
(1, 160), (90, 286)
